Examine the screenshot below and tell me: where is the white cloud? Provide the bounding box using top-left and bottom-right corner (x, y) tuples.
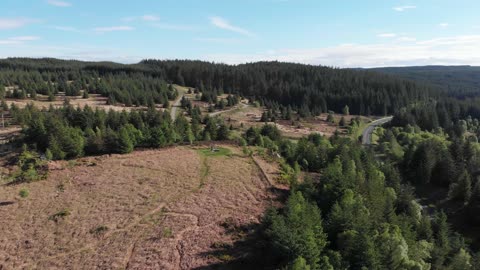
(122, 17), (136, 22)
(378, 33), (397, 38)
(393, 5), (416, 12)
(123, 15), (160, 22)
(0, 18), (35, 30)
(397, 36), (416, 42)
(0, 36), (40, 45)
(0, 44), (142, 63)
(209, 16), (253, 36)
(93, 26), (134, 32)
(141, 15), (160, 21)
(200, 35), (480, 67)
(51, 26), (79, 32)
(152, 23), (195, 31)
(9, 36), (40, 41)
(195, 37), (243, 44)
(439, 23), (449, 28)
(46, 0), (71, 7)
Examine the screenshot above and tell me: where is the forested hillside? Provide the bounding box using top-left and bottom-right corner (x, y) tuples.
(371, 66), (480, 98)
(141, 60), (432, 116)
(0, 58), (434, 116)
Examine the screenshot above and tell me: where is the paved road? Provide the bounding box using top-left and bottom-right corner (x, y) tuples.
(361, 116), (393, 145)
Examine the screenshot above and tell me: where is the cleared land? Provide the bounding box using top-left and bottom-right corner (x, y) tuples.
(0, 145), (283, 269)
(3, 93), (142, 112)
(215, 104), (371, 138)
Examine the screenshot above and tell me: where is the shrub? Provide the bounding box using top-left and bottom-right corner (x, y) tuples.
(162, 227), (173, 238)
(12, 148), (47, 184)
(90, 225), (108, 235)
(49, 208), (71, 222)
(19, 188), (29, 198)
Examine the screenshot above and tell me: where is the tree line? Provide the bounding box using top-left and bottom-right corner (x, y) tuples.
(9, 102), (229, 159)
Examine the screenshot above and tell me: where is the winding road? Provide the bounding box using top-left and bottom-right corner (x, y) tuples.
(361, 116), (393, 145)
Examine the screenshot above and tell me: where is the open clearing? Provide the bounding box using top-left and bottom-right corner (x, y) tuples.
(0, 145), (284, 269)
(216, 104), (371, 138)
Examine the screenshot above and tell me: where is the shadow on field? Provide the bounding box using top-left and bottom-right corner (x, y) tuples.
(194, 222), (275, 270)
(194, 188), (289, 270)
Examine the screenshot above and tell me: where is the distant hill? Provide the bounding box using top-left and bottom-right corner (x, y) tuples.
(370, 66), (480, 98)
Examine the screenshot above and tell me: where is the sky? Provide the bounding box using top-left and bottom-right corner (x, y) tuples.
(1, 0), (480, 67)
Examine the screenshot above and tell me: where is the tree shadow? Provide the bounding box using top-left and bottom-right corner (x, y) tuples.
(267, 186), (289, 203)
(193, 220), (277, 270)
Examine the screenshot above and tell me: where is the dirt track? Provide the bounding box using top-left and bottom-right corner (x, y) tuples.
(0, 146), (282, 269)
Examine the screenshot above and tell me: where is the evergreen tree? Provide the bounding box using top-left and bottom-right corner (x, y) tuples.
(118, 126), (134, 154)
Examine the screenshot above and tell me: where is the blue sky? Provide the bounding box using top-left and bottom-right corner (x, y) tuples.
(1, 0), (480, 67)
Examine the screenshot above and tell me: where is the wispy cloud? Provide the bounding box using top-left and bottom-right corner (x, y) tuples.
(439, 23), (449, 28)
(46, 0), (71, 7)
(123, 15), (160, 22)
(122, 17), (136, 22)
(0, 36), (40, 45)
(141, 15), (160, 21)
(377, 33), (397, 38)
(195, 37), (243, 44)
(9, 36), (40, 41)
(152, 23), (195, 31)
(201, 34), (480, 67)
(51, 26), (79, 32)
(93, 26), (134, 32)
(0, 18), (35, 30)
(393, 5), (416, 12)
(397, 36), (416, 42)
(0, 44), (142, 63)
(209, 16), (253, 36)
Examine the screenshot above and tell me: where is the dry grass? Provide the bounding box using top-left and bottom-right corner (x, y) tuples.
(0, 145), (280, 269)
(4, 93), (170, 112)
(216, 104), (371, 138)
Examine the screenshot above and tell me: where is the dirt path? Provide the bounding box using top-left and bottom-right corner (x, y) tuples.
(170, 85), (187, 121)
(163, 211), (201, 270)
(208, 102), (248, 117)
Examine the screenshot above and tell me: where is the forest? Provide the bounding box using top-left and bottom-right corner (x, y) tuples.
(240, 124), (479, 269)
(371, 66), (480, 99)
(0, 58), (434, 116)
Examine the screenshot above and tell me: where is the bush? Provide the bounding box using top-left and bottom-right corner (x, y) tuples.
(162, 227), (173, 238)
(49, 208), (71, 222)
(19, 188), (29, 198)
(12, 148), (47, 183)
(90, 225), (108, 235)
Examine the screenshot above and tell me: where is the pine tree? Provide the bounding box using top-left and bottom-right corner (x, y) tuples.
(432, 211), (451, 268)
(448, 170), (472, 203)
(118, 127), (134, 154)
(327, 113), (335, 123)
(290, 257), (311, 270)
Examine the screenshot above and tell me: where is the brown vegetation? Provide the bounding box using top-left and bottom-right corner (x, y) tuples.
(0, 145), (282, 269)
